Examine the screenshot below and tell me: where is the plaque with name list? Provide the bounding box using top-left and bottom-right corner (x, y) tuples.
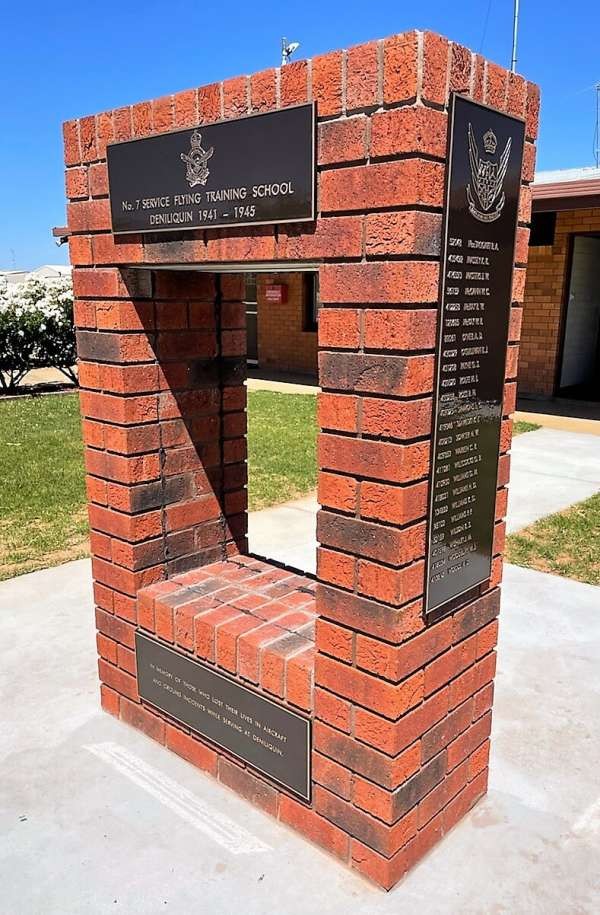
(425, 94), (525, 617)
(135, 632), (311, 801)
(107, 104), (315, 234)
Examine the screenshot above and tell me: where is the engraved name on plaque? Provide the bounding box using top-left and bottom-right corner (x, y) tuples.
(425, 94), (525, 617)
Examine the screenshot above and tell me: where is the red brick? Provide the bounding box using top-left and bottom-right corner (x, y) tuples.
(317, 393), (358, 434)
(120, 696), (165, 742)
(346, 41), (379, 111)
(314, 687), (352, 733)
(318, 117), (368, 165)
(361, 396), (433, 441)
(383, 31), (418, 104)
(371, 107), (447, 159)
(366, 210), (442, 258)
(250, 69), (276, 111)
(152, 95), (174, 132)
(65, 166), (88, 200)
(280, 60), (308, 106)
(63, 119), (81, 166)
(319, 434), (430, 484)
(165, 723), (218, 775)
(279, 794), (349, 861)
(320, 160), (444, 213)
(317, 548), (355, 590)
(318, 308), (360, 349)
(353, 688), (448, 757)
(447, 711), (492, 771)
(359, 479), (428, 525)
(198, 83), (222, 122)
(312, 51), (343, 117)
(424, 637), (477, 697)
(132, 101), (152, 136)
(318, 471), (358, 514)
(79, 116), (97, 163)
(223, 76), (248, 119)
(218, 758), (278, 816)
(356, 617), (453, 682)
(174, 89), (198, 127)
(357, 558), (424, 607)
(315, 618), (354, 662)
(100, 683), (120, 717)
(312, 751), (352, 800)
(422, 32), (450, 105)
(364, 309), (437, 351)
(449, 42), (472, 95)
(316, 654), (423, 720)
(286, 646), (314, 711)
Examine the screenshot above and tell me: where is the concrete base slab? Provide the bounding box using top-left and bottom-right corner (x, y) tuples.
(1, 560), (599, 912)
(249, 495), (318, 574)
(506, 427), (600, 533)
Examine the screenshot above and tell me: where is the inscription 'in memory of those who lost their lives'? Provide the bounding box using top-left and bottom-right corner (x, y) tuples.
(425, 94), (525, 617)
(135, 632), (311, 801)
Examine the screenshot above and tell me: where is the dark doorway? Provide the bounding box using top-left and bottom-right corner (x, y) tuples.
(559, 235), (600, 400)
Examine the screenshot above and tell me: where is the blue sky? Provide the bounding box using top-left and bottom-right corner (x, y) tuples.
(2, 0), (599, 269)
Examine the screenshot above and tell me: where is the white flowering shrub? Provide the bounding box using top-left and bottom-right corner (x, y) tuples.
(0, 277), (76, 391)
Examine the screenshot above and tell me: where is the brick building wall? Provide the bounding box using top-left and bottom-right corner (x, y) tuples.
(63, 30), (538, 890)
(519, 207), (600, 396)
(257, 272), (317, 376)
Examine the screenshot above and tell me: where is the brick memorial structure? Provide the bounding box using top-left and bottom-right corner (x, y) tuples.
(63, 30), (539, 890)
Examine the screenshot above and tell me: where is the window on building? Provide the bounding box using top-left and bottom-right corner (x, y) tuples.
(530, 212), (556, 246)
(243, 273), (257, 304)
(303, 272), (319, 332)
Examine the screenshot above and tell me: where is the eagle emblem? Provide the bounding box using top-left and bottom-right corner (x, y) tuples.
(180, 130), (214, 187)
(466, 123), (511, 223)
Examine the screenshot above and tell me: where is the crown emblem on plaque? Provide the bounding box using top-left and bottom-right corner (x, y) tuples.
(483, 128), (497, 154)
(180, 130), (214, 187)
(466, 123), (511, 223)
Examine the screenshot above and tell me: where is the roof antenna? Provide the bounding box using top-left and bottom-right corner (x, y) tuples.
(511, 0), (520, 72)
(281, 38), (300, 67)
(595, 82), (600, 168)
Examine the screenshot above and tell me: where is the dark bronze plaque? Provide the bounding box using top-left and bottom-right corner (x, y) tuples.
(135, 632), (311, 801)
(425, 95), (525, 617)
(107, 104), (315, 234)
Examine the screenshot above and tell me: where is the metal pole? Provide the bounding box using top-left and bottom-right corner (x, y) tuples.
(596, 84), (600, 168)
(511, 0), (520, 72)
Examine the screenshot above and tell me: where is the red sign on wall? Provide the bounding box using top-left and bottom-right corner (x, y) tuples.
(265, 284), (288, 304)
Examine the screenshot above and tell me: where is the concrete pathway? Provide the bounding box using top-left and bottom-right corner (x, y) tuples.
(506, 427), (600, 533)
(249, 494), (318, 573)
(249, 428), (600, 571)
(0, 559), (598, 913)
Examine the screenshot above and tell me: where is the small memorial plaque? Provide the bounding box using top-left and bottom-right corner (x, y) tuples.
(107, 104), (315, 234)
(135, 632), (311, 801)
(425, 94), (525, 617)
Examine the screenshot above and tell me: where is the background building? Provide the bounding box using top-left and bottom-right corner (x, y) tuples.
(520, 167), (600, 402)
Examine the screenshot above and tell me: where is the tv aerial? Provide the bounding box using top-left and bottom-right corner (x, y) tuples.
(281, 38), (300, 66)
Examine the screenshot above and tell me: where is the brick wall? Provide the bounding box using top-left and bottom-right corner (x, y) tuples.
(519, 207), (600, 396)
(257, 273), (317, 376)
(64, 29), (538, 891)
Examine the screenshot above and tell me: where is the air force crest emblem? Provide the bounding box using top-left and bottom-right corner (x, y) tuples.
(181, 130), (214, 187)
(466, 123), (511, 223)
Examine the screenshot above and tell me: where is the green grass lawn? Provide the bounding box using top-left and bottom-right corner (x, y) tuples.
(247, 391), (317, 511)
(0, 390), (318, 580)
(0, 394), (88, 580)
(506, 493), (600, 586)
(513, 420), (541, 436)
